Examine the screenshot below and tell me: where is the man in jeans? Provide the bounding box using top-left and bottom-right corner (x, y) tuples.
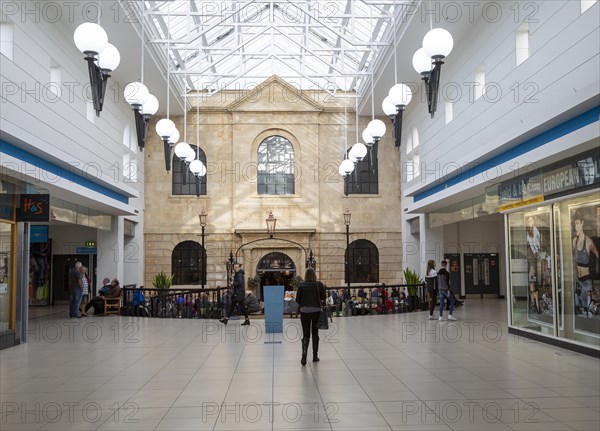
(220, 264), (250, 326)
(68, 261), (83, 318)
(437, 260), (456, 321)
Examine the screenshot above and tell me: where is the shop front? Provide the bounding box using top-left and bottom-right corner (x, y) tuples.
(0, 182), (17, 348)
(504, 150), (600, 354)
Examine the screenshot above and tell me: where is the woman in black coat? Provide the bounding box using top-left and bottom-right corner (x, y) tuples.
(295, 267), (326, 366)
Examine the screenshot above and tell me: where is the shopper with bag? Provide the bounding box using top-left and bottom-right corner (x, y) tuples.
(425, 260), (438, 320)
(295, 267), (326, 366)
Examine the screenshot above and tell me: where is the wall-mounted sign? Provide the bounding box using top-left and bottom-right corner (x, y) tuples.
(76, 247), (97, 254)
(17, 194), (50, 222)
(499, 150), (599, 212)
(30, 225), (49, 243)
(499, 196), (544, 212)
(499, 173), (543, 212)
(543, 153), (600, 197)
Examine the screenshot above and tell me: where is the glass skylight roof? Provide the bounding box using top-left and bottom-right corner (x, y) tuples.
(140, 1), (416, 95)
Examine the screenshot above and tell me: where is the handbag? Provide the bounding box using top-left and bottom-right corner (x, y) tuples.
(318, 308), (329, 330)
(315, 281), (331, 330)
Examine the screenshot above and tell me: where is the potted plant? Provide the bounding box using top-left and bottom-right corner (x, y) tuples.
(403, 267), (422, 312)
(151, 272), (173, 317)
(152, 271), (173, 290)
(290, 275), (303, 290)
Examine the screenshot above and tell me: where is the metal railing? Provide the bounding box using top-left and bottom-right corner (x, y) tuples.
(322, 284), (428, 316)
(120, 283), (428, 319)
(121, 286), (228, 319)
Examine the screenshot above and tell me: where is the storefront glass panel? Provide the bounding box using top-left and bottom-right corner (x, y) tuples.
(508, 206), (555, 336)
(508, 192), (600, 347)
(0, 222), (13, 333)
(554, 194), (600, 345)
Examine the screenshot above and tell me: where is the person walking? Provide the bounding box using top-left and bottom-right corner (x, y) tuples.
(79, 266), (91, 317)
(295, 267), (326, 366)
(425, 260), (438, 320)
(68, 261), (83, 318)
(220, 264), (250, 326)
(437, 260), (456, 321)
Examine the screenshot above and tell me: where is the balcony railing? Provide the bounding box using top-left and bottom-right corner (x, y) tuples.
(121, 286), (228, 319)
(121, 283), (428, 319)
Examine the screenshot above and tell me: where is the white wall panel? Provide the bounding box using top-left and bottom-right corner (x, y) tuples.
(0, 3), (143, 205)
(1, 3), (146, 293)
(403, 0), (599, 198)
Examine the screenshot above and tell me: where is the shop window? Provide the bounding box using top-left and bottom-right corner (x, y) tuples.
(508, 209), (554, 334)
(172, 146), (207, 196)
(507, 193), (600, 349)
(257, 135), (295, 195)
(554, 195), (600, 344)
(345, 239), (379, 283)
(0, 222), (13, 334)
(516, 23), (530, 66)
(345, 145), (378, 195)
(172, 240), (206, 285)
(0, 22), (13, 61)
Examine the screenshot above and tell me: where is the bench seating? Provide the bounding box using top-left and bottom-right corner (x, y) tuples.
(103, 284), (136, 315)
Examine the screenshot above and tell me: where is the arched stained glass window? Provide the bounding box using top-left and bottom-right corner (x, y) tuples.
(257, 136), (295, 195)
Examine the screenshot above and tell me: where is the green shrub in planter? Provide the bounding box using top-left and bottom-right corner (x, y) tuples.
(152, 271), (173, 290)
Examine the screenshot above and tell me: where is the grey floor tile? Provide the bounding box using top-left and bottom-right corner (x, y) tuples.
(545, 407), (600, 422)
(559, 420), (600, 430)
(4, 300), (599, 431)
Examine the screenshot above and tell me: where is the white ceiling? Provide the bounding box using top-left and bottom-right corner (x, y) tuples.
(139, 0), (412, 93)
(68, 1), (480, 117)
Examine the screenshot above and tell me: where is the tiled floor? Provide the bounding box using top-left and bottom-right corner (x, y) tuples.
(1, 300), (599, 430)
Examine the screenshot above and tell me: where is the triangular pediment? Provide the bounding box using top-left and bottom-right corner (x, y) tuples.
(226, 76), (323, 113)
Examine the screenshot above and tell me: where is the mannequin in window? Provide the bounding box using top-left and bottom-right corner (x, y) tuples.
(572, 210), (599, 317)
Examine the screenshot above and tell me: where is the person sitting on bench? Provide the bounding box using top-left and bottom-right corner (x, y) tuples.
(85, 278), (121, 315)
(244, 290), (261, 315)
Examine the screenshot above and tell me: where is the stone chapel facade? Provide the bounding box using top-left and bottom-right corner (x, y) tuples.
(144, 76), (403, 291)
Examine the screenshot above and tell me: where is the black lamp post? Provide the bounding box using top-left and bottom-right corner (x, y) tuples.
(344, 208), (351, 292)
(306, 249), (316, 269)
(226, 251), (236, 289)
(266, 211), (277, 238)
(199, 209), (207, 289)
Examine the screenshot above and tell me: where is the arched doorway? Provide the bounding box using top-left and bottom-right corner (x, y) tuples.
(256, 252), (296, 300)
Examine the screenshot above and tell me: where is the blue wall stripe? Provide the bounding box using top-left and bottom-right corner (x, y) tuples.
(413, 106), (600, 202)
(1, 139), (130, 204)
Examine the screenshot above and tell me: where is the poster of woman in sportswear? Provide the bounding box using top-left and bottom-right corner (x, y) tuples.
(571, 203), (600, 336)
(525, 211), (553, 325)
